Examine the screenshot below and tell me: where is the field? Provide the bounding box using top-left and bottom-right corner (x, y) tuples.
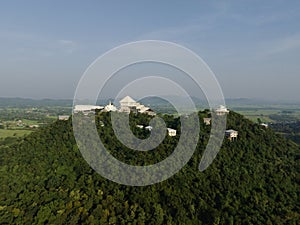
(231, 104), (300, 123)
(0, 129), (32, 139)
(233, 109), (279, 122)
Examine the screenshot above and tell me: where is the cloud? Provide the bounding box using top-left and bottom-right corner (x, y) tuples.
(58, 39), (77, 54)
(250, 34), (300, 60)
(267, 34), (300, 54)
(138, 24), (203, 41)
(58, 39), (75, 45)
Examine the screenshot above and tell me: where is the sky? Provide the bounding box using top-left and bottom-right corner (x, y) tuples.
(0, 0), (300, 102)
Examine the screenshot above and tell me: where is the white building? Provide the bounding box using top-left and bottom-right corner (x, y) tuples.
(225, 129), (238, 141)
(136, 103), (150, 113)
(260, 123), (268, 128)
(145, 126), (153, 131)
(58, 115), (70, 120)
(167, 128), (177, 136)
(104, 101), (117, 112)
(119, 96), (156, 115)
(144, 108), (156, 116)
(215, 105), (229, 115)
(119, 96), (136, 113)
(203, 118), (211, 125)
(136, 125), (144, 129)
(74, 105), (104, 115)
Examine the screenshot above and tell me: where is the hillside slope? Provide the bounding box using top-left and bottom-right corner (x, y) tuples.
(0, 111), (299, 224)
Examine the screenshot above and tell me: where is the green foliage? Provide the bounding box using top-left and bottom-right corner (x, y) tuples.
(0, 111), (299, 224)
(270, 121), (300, 145)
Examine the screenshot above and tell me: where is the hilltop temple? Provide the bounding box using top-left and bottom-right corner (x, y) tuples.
(119, 96), (156, 116)
(73, 96), (156, 116)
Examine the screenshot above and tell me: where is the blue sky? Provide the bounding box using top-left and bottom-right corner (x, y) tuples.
(1, 0), (300, 101)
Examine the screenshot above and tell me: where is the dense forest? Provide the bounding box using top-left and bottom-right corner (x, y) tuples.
(0, 111), (299, 224)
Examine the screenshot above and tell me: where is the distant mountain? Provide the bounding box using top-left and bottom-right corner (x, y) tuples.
(0, 111), (299, 224)
(1, 96), (299, 108)
(0, 97), (73, 108)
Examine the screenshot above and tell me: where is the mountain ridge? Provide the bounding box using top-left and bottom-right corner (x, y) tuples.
(0, 111), (299, 224)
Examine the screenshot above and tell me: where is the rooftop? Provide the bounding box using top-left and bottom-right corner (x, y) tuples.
(119, 96), (136, 103)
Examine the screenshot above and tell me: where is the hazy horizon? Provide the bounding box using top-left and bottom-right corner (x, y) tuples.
(1, 1), (300, 102)
(1, 95), (300, 105)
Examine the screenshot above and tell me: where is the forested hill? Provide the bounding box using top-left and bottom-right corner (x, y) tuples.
(0, 111), (299, 224)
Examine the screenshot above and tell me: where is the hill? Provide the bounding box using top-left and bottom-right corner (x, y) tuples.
(0, 97), (73, 108)
(0, 111), (299, 224)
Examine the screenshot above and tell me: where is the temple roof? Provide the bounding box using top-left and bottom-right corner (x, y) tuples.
(119, 96), (136, 103)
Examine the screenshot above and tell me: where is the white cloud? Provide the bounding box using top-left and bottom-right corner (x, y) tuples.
(58, 39), (77, 54)
(267, 34), (300, 54)
(137, 24), (201, 41)
(58, 39), (75, 45)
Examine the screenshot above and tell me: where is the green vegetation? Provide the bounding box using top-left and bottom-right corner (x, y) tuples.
(0, 129), (32, 139)
(270, 121), (300, 145)
(0, 98), (72, 140)
(0, 111), (299, 224)
(229, 105), (300, 144)
(231, 105), (300, 123)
